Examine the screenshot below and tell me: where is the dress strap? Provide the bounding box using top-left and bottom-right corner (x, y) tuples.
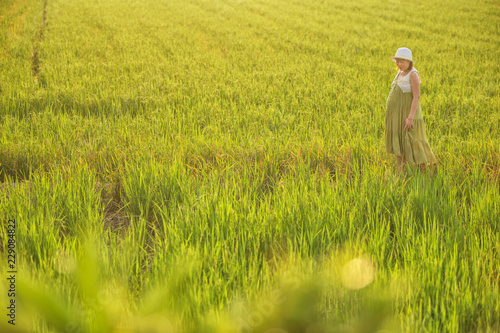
(396, 68), (418, 93)
(397, 67), (417, 81)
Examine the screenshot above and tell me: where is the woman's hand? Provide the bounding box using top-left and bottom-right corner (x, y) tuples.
(404, 117), (414, 131)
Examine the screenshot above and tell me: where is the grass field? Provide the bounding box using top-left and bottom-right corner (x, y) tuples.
(1, 0), (499, 332)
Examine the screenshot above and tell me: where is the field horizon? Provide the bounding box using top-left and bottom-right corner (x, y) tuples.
(1, 0), (499, 332)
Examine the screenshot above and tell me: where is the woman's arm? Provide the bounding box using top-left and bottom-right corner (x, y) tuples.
(404, 72), (421, 131)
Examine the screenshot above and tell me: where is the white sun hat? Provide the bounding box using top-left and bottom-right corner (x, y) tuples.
(390, 47), (416, 63)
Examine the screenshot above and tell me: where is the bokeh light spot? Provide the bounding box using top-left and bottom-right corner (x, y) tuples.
(340, 257), (375, 290)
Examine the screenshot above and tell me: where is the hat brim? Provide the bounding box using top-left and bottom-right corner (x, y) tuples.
(391, 56), (416, 64)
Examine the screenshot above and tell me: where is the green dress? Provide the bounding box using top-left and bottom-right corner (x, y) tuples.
(385, 68), (436, 165)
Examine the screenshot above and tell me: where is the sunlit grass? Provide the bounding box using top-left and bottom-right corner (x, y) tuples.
(0, 0), (499, 332)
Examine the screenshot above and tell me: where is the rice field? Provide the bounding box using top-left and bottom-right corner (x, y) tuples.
(0, 0), (499, 332)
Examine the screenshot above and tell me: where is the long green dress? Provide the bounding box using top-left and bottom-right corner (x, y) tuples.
(385, 68), (436, 165)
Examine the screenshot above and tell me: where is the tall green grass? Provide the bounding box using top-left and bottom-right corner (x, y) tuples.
(1, 0), (499, 332)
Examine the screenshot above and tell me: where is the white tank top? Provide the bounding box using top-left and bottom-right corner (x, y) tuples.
(393, 67), (419, 93)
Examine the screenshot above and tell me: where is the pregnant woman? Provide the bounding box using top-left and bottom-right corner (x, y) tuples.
(385, 47), (436, 173)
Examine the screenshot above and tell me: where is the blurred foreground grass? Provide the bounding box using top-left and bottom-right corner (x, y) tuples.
(1, 161), (499, 332)
(0, 0), (499, 331)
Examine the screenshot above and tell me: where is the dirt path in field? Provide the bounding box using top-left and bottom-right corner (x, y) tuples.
(32, 0), (48, 79)
(0, 182), (129, 232)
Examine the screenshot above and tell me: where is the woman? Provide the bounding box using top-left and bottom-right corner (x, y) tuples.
(385, 47), (436, 173)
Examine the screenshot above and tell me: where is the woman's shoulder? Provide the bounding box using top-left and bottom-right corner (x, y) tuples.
(410, 67), (419, 75)
(410, 68), (421, 83)
(410, 68), (420, 77)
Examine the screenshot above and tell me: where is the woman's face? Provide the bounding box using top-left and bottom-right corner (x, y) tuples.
(395, 59), (411, 71)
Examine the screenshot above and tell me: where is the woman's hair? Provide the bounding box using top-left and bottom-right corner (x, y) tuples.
(408, 62), (413, 70)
